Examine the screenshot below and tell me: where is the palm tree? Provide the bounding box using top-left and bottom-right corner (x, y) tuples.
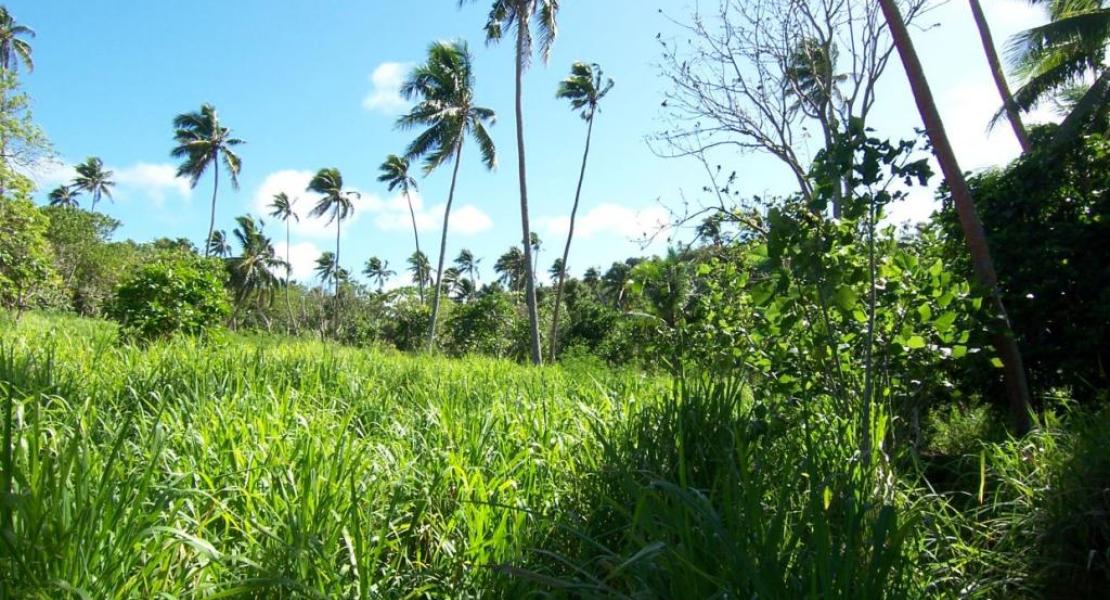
(454, 276), (477, 303)
(549, 258), (565, 281)
(1007, 0), (1109, 142)
(268, 192), (299, 323)
(0, 7), (34, 75)
(363, 256), (395, 291)
(0, 7), (33, 200)
(207, 229), (232, 258)
(72, 157), (115, 211)
(442, 267), (463, 298)
(48, 184), (79, 208)
(314, 251), (340, 291)
(378, 154), (424, 300)
(548, 62), (614, 361)
(228, 215), (286, 328)
(408, 251), (433, 292)
(462, 0), (559, 365)
(495, 246), (527, 292)
(878, 0), (1033, 435)
(171, 103), (244, 257)
(307, 167), (359, 328)
(969, 0), (1031, 152)
(398, 40), (496, 350)
(455, 248), (481, 285)
(529, 231), (542, 274)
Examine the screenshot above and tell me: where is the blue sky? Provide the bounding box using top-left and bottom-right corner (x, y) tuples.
(13, 0), (1051, 286)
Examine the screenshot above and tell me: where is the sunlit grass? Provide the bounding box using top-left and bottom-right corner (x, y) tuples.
(1, 313), (1105, 598)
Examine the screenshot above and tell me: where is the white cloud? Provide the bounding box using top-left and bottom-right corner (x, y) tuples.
(251, 169), (367, 239)
(373, 193), (493, 236)
(362, 62), (410, 115)
(114, 163), (192, 205)
(538, 203), (671, 242)
(274, 240), (325, 283)
(29, 159), (191, 206)
(252, 171), (492, 240)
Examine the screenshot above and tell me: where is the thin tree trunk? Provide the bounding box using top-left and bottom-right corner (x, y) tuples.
(406, 191), (425, 303)
(879, 0), (1033, 435)
(515, 19), (543, 366)
(206, 155), (220, 258)
(548, 115), (595, 363)
(427, 142), (465, 350)
(334, 212), (341, 335)
(285, 219), (294, 332)
(969, 0), (1031, 153)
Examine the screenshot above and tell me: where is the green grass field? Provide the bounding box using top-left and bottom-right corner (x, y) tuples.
(0, 313), (669, 597)
(2, 314), (1107, 598)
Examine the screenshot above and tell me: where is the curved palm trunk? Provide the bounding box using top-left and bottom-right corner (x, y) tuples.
(427, 143), (465, 350)
(205, 155), (220, 258)
(406, 191), (425, 303)
(548, 115), (596, 363)
(515, 21), (544, 366)
(969, 0), (1031, 153)
(879, 0), (1033, 435)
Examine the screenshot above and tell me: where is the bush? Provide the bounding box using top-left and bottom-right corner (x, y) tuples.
(108, 254), (230, 341)
(444, 291), (517, 358)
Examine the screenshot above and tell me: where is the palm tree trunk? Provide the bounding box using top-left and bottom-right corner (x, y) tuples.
(969, 0), (1031, 153)
(334, 214), (341, 335)
(879, 0), (1033, 435)
(427, 142), (465, 350)
(285, 219), (294, 333)
(515, 20), (543, 366)
(548, 115), (596, 363)
(406, 191), (425, 303)
(206, 155), (220, 258)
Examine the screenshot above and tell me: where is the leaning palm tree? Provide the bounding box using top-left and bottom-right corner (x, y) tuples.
(407, 250), (433, 293)
(48, 184), (79, 208)
(378, 154), (424, 300)
(268, 192), (299, 323)
(878, 0), (1033, 435)
(307, 167), (359, 328)
(398, 40), (496, 350)
(72, 157), (115, 211)
(171, 103), (244, 257)
(1006, 0), (1109, 142)
(228, 215), (286, 328)
(363, 256), (395, 292)
(548, 62), (614, 361)
(314, 251), (340, 291)
(0, 7), (33, 75)
(461, 0), (559, 365)
(969, 0), (1031, 152)
(207, 229), (232, 258)
(455, 248), (481, 285)
(494, 246), (527, 293)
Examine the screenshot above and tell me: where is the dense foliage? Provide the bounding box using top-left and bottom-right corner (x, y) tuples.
(941, 130), (1110, 402)
(108, 253), (231, 341)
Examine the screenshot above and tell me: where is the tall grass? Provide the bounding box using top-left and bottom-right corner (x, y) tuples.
(0, 314), (663, 597)
(1, 313), (1106, 598)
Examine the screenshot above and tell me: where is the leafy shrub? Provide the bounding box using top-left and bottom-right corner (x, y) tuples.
(108, 254), (230, 341)
(0, 195), (62, 315)
(444, 290), (516, 357)
(385, 297), (434, 352)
